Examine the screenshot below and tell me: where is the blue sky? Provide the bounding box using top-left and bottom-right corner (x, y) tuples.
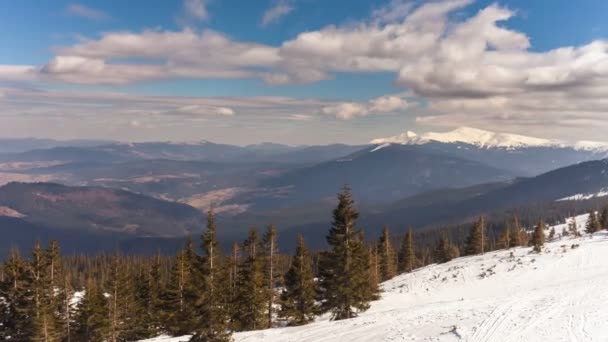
(0, 0), (607, 144)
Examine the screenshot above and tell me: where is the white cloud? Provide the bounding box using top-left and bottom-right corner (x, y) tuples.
(66, 3), (109, 20)
(0, 65), (38, 81)
(261, 0), (294, 27)
(322, 95), (409, 120)
(183, 0), (208, 21)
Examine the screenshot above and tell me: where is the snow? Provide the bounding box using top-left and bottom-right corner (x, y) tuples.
(557, 188), (608, 201)
(371, 126), (608, 152)
(144, 214), (608, 342)
(370, 143), (391, 152)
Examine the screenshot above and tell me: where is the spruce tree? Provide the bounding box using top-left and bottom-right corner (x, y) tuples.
(509, 215), (526, 247)
(377, 226), (397, 281)
(72, 278), (109, 342)
(278, 235), (316, 326)
(499, 223), (511, 249)
(465, 216), (487, 255)
(161, 241), (198, 336)
(434, 233), (458, 264)
(318, 185), (372, 320)
(262, 224), (280, 329)
(569, 216), (581, 237)
(0, 248), (31, 341)
(367, 246), (380, 300)
(30, 241), (63, 342)
(585, 211), (601, 234)
(600, 207), (608, 230)
(398, 228), (416, 273)
(191, 209), (232, 342)
(532, 220), (546, 253)
(232, 228), (266, 331)
(105, 252), (141, 341)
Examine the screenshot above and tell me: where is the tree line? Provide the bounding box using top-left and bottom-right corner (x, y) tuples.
(2, 186), (608, 341)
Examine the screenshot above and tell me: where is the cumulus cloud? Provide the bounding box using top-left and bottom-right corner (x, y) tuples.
(183, 0), (209, 21)
(261, 0), (294, 27)
(322, 95), (409, 119)
(1, 0), (608, 136)
(66, 3), (109, 20)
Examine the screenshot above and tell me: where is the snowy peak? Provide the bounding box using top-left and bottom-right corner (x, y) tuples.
(423, 126), (556, 149)
(372, 126), (608, 151)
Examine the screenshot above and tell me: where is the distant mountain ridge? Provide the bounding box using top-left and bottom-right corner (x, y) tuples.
(372, 126), (608, 151)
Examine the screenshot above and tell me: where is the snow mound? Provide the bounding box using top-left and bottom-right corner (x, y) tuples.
(144, 214), (608, 342)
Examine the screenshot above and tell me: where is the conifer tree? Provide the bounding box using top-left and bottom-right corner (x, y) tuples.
(548, 227), (556, 241)
(465, 217), (487, 255)
(499, 223), (511, 249)
(147, 253), (163, 335)
(262, 224), (280, 329)
(228, 242), (240, 305)
(509, 215), (527, 247)
(398, 228), (416, 273)
(30, 241), (63, 342)
(318, 185), (372, 320)
(232, 228), (266, 331)
(600, 207), (608, 230)
(532, 220), (546, 253)
(105, 252), (141, 341)
(434, 233), (458, 263)
(162, 241), (198, 336)
(72, 278), (109, 342)
(568, 216), (581, 237)
(377, 226), (397, 281)
(367, 246), (380, 299)
(585, 211), (601, 234)
(0, 248), (31, 341)
(191, 209), (232, 341)
(279, 235), (316, 326)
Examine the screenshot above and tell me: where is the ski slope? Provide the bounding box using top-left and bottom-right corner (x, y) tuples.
(143, 214), (608, 341)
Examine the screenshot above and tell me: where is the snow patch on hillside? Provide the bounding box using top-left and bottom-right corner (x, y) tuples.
(371, 126), (608, 152)
(557, 188), (608, 201)
(143, 214), (608, 342)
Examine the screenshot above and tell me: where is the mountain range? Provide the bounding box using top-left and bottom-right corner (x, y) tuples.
(2, 127), (608, 253)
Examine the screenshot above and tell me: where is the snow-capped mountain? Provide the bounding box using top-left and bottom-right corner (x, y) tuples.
(371, 126), (608, 151)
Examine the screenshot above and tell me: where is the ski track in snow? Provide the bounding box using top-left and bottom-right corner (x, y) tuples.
(142, 214), (608, 342)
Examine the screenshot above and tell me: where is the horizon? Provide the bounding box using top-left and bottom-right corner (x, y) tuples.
(0, 0), (607, 144)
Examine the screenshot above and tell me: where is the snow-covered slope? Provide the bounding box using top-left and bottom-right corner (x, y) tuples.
(143, 214), (608, 342)
(371, 126), (608, 151)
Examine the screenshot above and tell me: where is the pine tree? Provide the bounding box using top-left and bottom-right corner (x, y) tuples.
(161, 241), (198, 336)
(532, 220), (546, 253)
(0, 248), (32, 341)
(147, 253), (163, 335)
(105, 252), (141, 342)
(366, 245), (382, 299)
(30, 241), (63, 342)
(569, 216), (581, 237)
(509, 215), (527, 247)
(318, 185), (372, 320)
(585, 211), (601, 234)
(191, 208), (232, 341)
(548, 227), (556, 241)
(72, 278), (109, 342)
(262, 224), (280, 329)
(279, 235), (316, 326)
(377, 226), (397, 281)
(434, 233), (458, 264)
(499, 223), (511, 249)
(398, 228), (416, 273)
(465, 217), (487, 255)
(600, 207), (608, 230)
(232, 228), (266, 331)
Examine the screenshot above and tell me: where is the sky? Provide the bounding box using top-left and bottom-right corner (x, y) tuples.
(0, 0), (607, 145)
